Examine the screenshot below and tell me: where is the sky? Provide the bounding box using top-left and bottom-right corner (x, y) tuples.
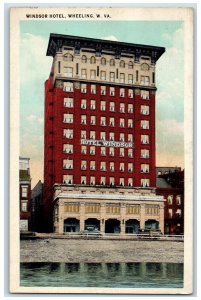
(20, 20), (184, 187)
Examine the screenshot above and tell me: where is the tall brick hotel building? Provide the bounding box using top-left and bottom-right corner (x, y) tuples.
(44, 33), (165, 234)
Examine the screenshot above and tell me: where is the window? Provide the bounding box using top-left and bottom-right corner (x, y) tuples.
(128, 178), (133, 187)
(176, 209), (182, 217)
(176, 195), (181, 205)
(120, 60), (125, 68)
(91, 85), (96, 94)
(101, 116), (106, 126)
(109, 117), (115, 127)
(81, 176), (87, 185)
(64, 53), (73, 61)
(90, 161), (96, 170)
(120, 118), (125, 127)
(63, 159), (73, 169)
(63, 82), (73, 92)
(90, 176), (96, 185)
(100, 71), (106, 80)
(120, 88), (125, 97)
(63, 175), (73, 185)
(101, 147), (106, 156)
(100, 132), (106, 140)
(101, 177), (106, 185)
(141, 105), (150, 115)
(101, 86), (106, 95)
(141, 120), (149, 129)
(141, 76), (150, 86)
(120, 148), (125, 157)
(110, 72), (115, 82)
(81, 115), (87, 124)
(110, 177), (115, 186)
(63, 129), (73, 139)
(141, 63), (150, 71)
(90, 131), (95, 140)
(63, 113), (73, 123)
(21, 202), (27, 212)
(120, 133), (125, 142)
(141, 135), (149, 144)
(109, 102), (115, 112)
(120, 73), (125, 83)
(90, 146), (95, 155)
(167, 195), (173, 205)
(81, 83), (87, 93)
(64, 67), (73, 78)
(90, 70), (96, 80)
(64, 97), (73, 108)
(168, 209), (173, 218)
(81, 145), (87, 154)
(128, 61), (133, 69)
(81, 160), (87, 170)
(128, 134), (133, 142)
(101, 57), (106, 65)
(21, 186), (28, 198)
(141, 149), (149, 158)
(81, 69), (87, 79)
(128, 149), (133, 158)
(128, 89), (133, 98)
(110, 59), (115, 66)
(63, 144), (73, 154)
(101, 101), (106, 111)
(110, 162), (114, 172)
(141, 179), (150, 187)
(82, 55), (87, 63)
(81, 130), (86, 139)
(109, 147), (114, 156)
(81, 99), (87, 109)
(90, 56), (96, 64)
(100, 162), (106, 171)
(90, 99), (96, 109)
(128, 104), (133, 113)
(110, 87), (115, 96)
(120, 162), (125, 172)
(141, 90), (149, 100)
(141, 164), (150, 173)
(109, 132), (115, 141)
(128, 163), (133, 173)
(120, 178), (125, 186)
(128, 74), (133, 84)
(90, 116), (96, 125)
(128, 119), (133, 128)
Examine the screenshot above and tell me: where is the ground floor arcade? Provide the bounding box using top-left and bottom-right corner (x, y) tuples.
(53, 185), (164, 235)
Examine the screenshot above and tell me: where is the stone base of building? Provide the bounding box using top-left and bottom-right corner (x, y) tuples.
(53, 184), (164, 235)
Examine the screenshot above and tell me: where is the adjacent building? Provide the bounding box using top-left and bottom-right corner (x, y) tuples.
(44, 33), (165, 234)
(19, 157), (31, 231)
(30, 180), (44, 232)
(156, 167), (184, 234)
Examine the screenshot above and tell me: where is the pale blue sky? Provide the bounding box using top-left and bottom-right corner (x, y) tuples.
(20, 20), (184, 186)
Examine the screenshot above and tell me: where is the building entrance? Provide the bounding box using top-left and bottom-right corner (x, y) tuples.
(64, 218), (80, 233)
(85, 218), (100, 231)
(105, 219), (120, 233)
(145, 219), (159, 230)
(125, 219), (140, 234)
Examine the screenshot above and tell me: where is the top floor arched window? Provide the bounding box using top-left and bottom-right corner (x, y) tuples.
(120, 60), (125, 68)
(101, 57), (106, 65)
(64, 53), (73, 61)
(90, 56), (96, 64)
(141, 63), (150, 71)
(82, 55), (87, 63)
(110, 59), (115, 66)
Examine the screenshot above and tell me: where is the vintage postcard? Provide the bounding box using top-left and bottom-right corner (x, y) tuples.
(10, 6), (193, 294)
